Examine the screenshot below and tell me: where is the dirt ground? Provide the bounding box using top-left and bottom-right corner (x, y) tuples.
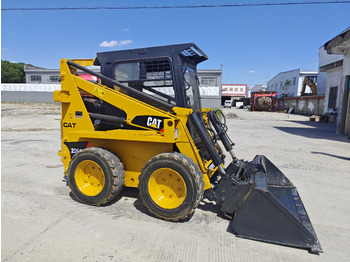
(2, 102), (350, 262)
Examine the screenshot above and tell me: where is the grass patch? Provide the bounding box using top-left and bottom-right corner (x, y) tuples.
(225, 112), (239, 119)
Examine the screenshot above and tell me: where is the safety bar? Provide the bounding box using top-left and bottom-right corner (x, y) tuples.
(66, 60), (174, 112)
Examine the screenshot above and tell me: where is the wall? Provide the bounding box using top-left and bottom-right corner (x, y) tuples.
(1, 84), (60, 103)
(323, 67), (343, 114)
(267, 70), (300, 96)
(200, 86), (221, 108)
(221, 84), (247, 97)
(339, 48), (350, 134)
(197, 69), (222, 108)
(319, 46), (343, 68)
(318, 47), (343, 95)
(267, 69), (319, 96)
(276, 96), (325, 115)
(25, 70), (61, 84)
(201, 97), (221, 108)
(1, 83), (223, 108)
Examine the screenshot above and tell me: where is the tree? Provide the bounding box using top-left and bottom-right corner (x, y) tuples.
(1, 60), (27, 83)
(284, 79), (292, 87)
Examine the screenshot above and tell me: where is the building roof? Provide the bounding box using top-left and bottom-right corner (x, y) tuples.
(268, 69), (317, 83)
(24, 64), (59, 73)
(24, 65), (46, 70)
(197, 69), (222, 74)
(324, 27), (350, 54)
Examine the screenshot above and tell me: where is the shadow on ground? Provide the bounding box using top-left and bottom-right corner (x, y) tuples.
(274, 120), (350, 143)
(311, 151), (350, 161)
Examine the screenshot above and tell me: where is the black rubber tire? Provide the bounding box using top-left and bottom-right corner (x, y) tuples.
(67, 147), (125, 206)
(138, 152), (204, 221)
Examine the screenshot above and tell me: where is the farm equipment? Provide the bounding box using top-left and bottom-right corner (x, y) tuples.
(54, 43), (322, 253)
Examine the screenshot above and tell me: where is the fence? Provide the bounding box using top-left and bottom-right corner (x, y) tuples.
(276, 95), (325, 115)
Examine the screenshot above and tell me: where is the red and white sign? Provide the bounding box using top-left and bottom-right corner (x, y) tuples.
(222, 84), (247, 96)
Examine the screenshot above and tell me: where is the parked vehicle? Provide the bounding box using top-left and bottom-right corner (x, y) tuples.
(224, 100), (233, 108)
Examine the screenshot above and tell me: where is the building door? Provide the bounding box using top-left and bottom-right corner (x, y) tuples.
(344, 76), (350, 135)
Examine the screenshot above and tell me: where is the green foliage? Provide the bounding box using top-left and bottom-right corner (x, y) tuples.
(284, 79), (292, 87)
(210, 108), (223, 120)
(209, 107), (223, 113)
(226, 112), (239, 119)
(1, 60), (27, 83)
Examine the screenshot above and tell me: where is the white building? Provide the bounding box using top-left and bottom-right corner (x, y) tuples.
(266, 69), (320, 97)
(321, 27), (350, 135)
(24, 65), (60, 84)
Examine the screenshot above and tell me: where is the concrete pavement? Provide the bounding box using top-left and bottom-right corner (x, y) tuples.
(2, 103), (350, 261)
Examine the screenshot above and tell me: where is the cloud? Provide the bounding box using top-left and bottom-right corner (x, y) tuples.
(99, 40), (133, 47)
(119, 40), (133, 46)
(248, 70), (255, 74)
(121, 28), (130, 32)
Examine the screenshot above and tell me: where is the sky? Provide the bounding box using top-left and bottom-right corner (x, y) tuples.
(1, 0), (350, 86)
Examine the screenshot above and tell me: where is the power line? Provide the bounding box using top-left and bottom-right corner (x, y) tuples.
(2, 1), (350, 11)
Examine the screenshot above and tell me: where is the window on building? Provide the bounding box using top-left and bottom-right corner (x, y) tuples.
(200, 76), (217, 86)
(307, 75), (317, 83)
(234, 88), (238, 92)
(50, 76), (61, 82)
(229, 88), (233, 92)
(240, 88), (243, 92)
(31, 75), (42, 83)
(280, 82), (283, 88)
(293, 77), (296, 85)
(328, 86), (338, 109)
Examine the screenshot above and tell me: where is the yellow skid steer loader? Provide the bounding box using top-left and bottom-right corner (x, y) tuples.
(54, 43), (322, 253)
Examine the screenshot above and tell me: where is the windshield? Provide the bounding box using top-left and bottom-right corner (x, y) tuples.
(114, 59), (176, 105)
(182, 65), (202, 113)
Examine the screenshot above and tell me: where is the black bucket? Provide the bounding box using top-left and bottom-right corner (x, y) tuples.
(216, 155), (322, 254)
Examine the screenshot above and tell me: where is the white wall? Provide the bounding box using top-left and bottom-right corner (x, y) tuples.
(338, 48), (350, 133)
(267, 70), (300, 96)
(1, 84), (60, 92)
(323, 67), (343, 113)
(1, 84), (61, 103)
(267, 70), (319, 97)
(318, 47), (343, 97)
(319, 47), (343, 67)
(317, 72), (327, 95)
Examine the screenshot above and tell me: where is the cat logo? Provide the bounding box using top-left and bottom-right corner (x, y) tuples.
(147, 117), (162, 129)
(63, 122), (77, 128)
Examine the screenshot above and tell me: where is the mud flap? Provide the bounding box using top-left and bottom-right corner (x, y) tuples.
(216, 155), (322, 253)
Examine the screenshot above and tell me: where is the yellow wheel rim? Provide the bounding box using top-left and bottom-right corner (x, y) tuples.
(148, 168), (187, 209)
(75, 160), (105, 196)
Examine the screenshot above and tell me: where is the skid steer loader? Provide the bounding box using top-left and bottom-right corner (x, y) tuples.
(54, 43), (322, 253)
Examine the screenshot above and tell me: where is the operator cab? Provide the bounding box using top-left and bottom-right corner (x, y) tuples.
(94, 43), (208, 113)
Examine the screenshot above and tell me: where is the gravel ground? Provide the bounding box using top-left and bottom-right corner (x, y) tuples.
(1, 102), (350, 262)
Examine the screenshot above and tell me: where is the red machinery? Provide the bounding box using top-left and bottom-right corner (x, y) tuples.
(251, 91), (277, 111)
